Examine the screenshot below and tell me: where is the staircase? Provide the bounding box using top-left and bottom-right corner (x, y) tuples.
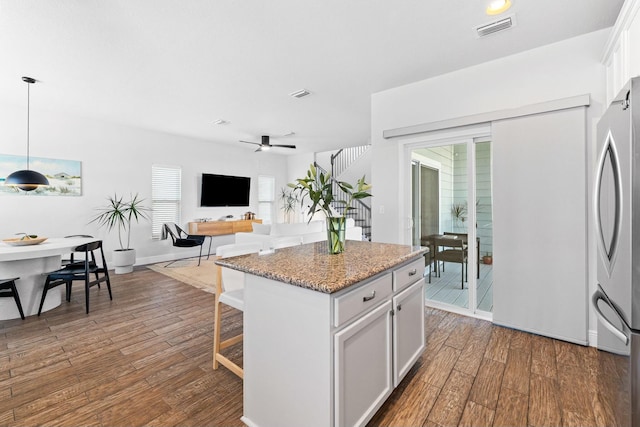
(330, 145), (369, 177)
(315, 151), (372, 240)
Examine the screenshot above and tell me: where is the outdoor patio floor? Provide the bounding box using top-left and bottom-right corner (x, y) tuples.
(425, 260), (493, 312)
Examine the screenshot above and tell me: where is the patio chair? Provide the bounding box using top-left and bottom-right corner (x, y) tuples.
(434, 235), (468, 288)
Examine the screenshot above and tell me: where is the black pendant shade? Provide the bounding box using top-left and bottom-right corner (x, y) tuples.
(5, 169), (49, 191)
(4, 76), (50, 192)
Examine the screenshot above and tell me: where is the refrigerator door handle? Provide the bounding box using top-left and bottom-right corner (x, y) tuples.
(592, 288), (630, 345)
(595, 136), (623, 275)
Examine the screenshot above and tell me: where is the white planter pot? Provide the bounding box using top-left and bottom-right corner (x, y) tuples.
(112, 249), (136, 274)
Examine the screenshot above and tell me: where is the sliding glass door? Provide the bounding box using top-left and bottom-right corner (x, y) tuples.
(410, 138), (493, 317)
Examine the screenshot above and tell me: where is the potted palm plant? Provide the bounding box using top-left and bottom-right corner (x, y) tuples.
(289, 164), (371, 254)
(91, 193), (150, 274)
(279, 187), (299, 224)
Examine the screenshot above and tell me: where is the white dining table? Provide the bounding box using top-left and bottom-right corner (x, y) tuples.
(0, 237), (96, 320)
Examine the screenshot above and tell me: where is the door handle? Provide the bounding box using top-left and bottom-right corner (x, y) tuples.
(595, 140), (622, 271)
(592, 288), (629, 345)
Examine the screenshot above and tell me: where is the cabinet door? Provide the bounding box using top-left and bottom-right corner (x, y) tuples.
(393, 279), (425, 386)
(335, 300), (393, 427)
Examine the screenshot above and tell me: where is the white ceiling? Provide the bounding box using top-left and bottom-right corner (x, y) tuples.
(0, 0), (624, 154)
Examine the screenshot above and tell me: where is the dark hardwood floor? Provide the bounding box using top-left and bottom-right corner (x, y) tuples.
(0, 267), (614, 426)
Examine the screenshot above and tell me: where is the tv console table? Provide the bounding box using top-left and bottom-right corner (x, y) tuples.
(188, 219), (262, 236)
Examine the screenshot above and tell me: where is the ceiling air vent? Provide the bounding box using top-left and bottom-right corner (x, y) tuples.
(289, 89), (311, 99)
(476, 16), (514, 38)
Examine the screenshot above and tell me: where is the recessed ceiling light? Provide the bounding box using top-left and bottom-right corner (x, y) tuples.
(486, 0), (511, 15)
(289, 89), (311, 99)
(213, 119), (230, 125)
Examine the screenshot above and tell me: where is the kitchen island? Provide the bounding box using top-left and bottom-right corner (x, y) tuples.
(216, 240), (427, 427)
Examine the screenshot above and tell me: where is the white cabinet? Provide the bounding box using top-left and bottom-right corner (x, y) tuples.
(392, 258), (424, 292)
(603, 0), (640, 104)
(242, 256), (425, 427)
(335, 301), (393, 427)
(393, 280), (426, 386)
(333, 273), (393, 327)
(334, 266), (425, 427)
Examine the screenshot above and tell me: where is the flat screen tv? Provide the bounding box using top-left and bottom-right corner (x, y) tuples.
(200, 173), (251, 207)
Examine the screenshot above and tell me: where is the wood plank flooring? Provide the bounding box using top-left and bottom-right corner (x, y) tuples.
(0, 267), (615, 426)
(368, 309), (618, 427)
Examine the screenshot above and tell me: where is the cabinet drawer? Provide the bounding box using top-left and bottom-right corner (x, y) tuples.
(333, 273), (392, 327)
(392, 258), (424, 292)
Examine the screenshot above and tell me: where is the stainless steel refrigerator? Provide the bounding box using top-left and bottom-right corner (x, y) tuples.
(593, 77), (640, 427)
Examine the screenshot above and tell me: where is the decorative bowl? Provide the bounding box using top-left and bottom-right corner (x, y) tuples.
(2, 237), (48, 246)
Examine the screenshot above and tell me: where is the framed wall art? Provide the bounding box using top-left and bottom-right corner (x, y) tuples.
(0, 154), (82, 196)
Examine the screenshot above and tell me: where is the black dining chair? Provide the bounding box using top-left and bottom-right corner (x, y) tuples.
(62, 234), (94, 266)
(162, 223), (206, 266)
(0, 278), (25, 320)
(38, 240), (112, 315)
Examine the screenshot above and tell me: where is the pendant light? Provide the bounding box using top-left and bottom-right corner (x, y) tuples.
(4, 76), (50, 192)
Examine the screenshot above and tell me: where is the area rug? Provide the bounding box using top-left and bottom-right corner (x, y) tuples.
(147, 258), (217, 294)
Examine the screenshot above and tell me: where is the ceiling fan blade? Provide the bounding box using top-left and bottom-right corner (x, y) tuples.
(254, 146), (263, 152)
(239, 140), (260, 146)
(271, 144), (296, 149)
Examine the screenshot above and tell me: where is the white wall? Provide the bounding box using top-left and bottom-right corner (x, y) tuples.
(0, 102), (289, 265)
(370, 28), (611, 341)
(371, 28), (609, 243)
(285, 152), (315, 223)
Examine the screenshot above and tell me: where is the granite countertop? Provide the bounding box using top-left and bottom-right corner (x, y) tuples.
(215, 240), (428, 294)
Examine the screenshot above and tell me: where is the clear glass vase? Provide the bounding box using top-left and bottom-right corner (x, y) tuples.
(326, 216), (346, 254)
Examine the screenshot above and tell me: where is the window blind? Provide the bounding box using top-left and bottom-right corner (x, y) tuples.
(258, 175), (275, 224)
(152, 164), (182, 239)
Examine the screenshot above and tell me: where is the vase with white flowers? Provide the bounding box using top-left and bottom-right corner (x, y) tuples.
(288, 164), (372, 254)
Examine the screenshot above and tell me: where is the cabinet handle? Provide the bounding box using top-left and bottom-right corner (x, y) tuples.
(408, 269), (417, 276)
(397, 304), (402, 311)
(363, 291), (376, 302)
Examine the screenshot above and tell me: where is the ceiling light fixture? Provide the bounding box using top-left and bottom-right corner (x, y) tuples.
(4, 77), (50, 192)
(486, 0), (512, 15)
(289, 89), (311, 99)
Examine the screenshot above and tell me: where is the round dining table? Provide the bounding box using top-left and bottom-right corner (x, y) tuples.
(0, 237), (96, 320)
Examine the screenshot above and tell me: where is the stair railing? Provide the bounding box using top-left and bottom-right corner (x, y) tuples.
(330, 145), (369, 178)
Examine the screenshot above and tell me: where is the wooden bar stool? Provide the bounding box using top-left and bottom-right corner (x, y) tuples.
(213, 242), (262, 379)
(0, 278), (25, 320)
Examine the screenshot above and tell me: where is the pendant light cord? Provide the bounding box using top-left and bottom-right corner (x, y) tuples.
(26, 81), (30, 170)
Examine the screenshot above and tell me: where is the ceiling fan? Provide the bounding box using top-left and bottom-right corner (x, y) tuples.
(239, 135), (296, 152)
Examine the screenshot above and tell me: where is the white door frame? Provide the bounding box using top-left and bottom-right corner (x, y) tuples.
(399, 125), (491, 320)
